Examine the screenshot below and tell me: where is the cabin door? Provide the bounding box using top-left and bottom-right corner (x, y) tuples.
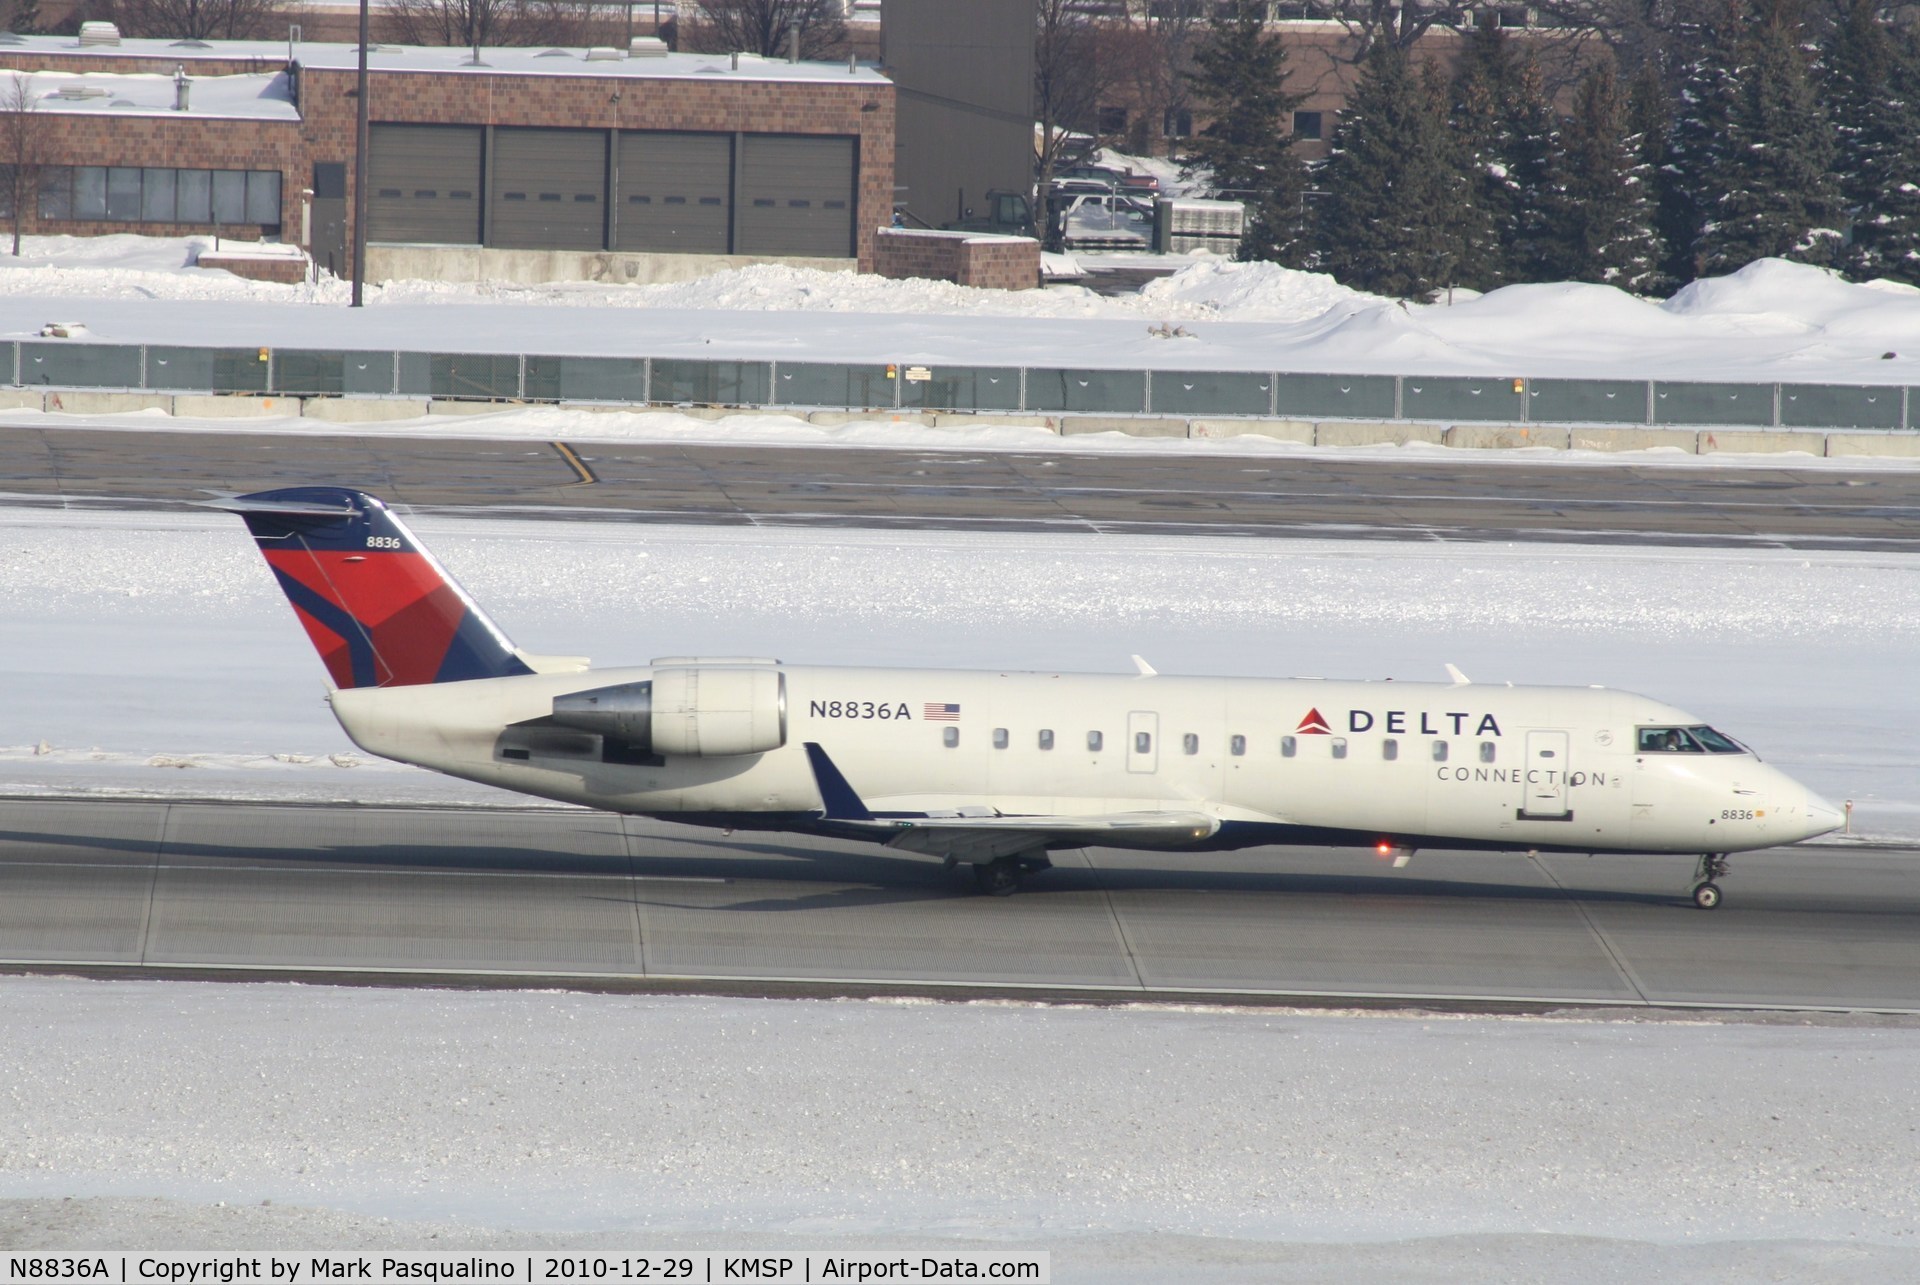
(1519, 730), (1573, 820)
(1127, 711), (1159, 774)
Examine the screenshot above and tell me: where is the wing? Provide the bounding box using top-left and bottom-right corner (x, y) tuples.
(803, 742), (1220, 859)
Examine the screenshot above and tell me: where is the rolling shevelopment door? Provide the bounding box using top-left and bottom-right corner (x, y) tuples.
(489, 127), (607, 251)
(616, 132), (732, 254)
(736, 134), (856, 258)
(367, 124), (482, 244)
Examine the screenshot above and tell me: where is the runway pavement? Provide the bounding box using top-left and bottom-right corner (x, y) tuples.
(2, 798), (1914, 1011)
(4, 426), (1919, 549)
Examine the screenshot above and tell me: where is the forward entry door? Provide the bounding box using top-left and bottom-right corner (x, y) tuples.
(1519, 730), (1573, 820)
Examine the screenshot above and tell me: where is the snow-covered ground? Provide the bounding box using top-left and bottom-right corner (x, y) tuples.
(3, 979), (1918, 1281)
(2, 235), (1917, 381)
(2, 507), (1913, 837)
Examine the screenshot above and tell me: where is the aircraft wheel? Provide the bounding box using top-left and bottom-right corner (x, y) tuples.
(973, 858), (1024, 897)
(1692, 881), (1723, 910)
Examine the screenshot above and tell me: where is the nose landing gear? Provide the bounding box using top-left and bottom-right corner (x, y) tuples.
(1691, 853), (1730, 909)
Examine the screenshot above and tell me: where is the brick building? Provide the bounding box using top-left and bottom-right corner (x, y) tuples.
(0, 28), (895, 283)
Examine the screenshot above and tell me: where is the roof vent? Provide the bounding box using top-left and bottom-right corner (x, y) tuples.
(55, 84), (110, 100)
(170, 38), (212, 48)
(0, 32), (26, 44)
(77, 20), (121, 45)
(628, 36), (668, 57)
(535, 47), (572, 57)
(584, 45), (622, 61)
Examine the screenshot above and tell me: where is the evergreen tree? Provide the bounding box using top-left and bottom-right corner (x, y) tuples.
(1181, 3), (1310, 265)
(1447, 25), (1557, 287)
(1316, 42), (1463, 299)
(1628, 57), (1684, 293)
(1821, 0), (1920, 283)
(1664, 0), (1746, 282)
(1541, 65), (1664, 293)
(1698, 0), (1843, 274)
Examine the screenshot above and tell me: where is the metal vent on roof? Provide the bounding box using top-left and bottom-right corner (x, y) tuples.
(584, 46), (622, 61)
(170, 38), (212, 48)
(0, 32), (25, 44)
(628, 36), (668, 57)
(109, 99), (137, 108)
(55, 85), (111, 100)
(535, 47), (572, 57)
(77, 20), (121, 45)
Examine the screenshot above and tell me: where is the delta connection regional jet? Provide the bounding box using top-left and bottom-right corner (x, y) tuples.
(213, 486), (1843, 908)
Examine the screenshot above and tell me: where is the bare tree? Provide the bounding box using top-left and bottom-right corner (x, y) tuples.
(105, 0), (290, 40)
(1035, 0), (1120, 246)
(684, 0), (846, 58)
(382, 0), (586, 47)
(0, 73), (42, 257)
(1109, 0), (1206, 155)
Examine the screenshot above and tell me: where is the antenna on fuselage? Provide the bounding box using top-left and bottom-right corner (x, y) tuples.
(1445, 663), (1471, 685)
(1131, 655), (1158, 677)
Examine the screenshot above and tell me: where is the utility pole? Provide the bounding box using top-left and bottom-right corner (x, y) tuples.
(351, 0), (369, 307)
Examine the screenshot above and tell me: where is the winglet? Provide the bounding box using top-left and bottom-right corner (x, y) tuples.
(1445, 663), (1472, 686)
(804, 742), (875, 821)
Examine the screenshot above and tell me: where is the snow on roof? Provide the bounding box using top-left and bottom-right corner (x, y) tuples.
(0, 67), (297, 122)
(0, 33), (891, 85)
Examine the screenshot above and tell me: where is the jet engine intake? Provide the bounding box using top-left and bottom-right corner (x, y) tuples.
(551, 668), (786, 757)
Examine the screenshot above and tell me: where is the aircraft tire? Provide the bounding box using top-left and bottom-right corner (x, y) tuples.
(973, 859), (1023, 897)
(1692, 881), (1723, 910)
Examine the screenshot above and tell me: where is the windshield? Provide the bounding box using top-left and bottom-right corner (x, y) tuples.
(1636, 725), (1748, 754)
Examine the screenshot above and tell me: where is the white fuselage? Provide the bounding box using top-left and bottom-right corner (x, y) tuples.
(329, 662), (1840, 857)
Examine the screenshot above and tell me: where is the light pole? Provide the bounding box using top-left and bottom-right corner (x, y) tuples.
(350, 0), (369, 307)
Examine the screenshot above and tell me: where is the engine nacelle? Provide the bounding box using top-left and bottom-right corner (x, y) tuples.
(550, 668), (786, 758)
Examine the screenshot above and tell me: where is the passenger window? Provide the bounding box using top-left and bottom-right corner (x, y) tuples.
(1135, 731), (1152, 753)
(1382, 738), (1398, 761)
(1087, 731), (1103, 752)
(1432, 740), (1448, 762)
(1182, 733), (1199, 755)
(1331, 737), (1347, 760)
(942, 727), (959, 748)
(1038, 729), (1054, 751)
(1479, 741), (1496, 763)
(1280, 735), (1296, 757)
(993, 727), (1009, 750)
(1229, 734), (1246, 756)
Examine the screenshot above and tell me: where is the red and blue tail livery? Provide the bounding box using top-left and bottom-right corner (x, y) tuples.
(211, 486), (532, 689)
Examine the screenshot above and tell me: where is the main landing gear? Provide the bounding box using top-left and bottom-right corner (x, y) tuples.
(1691, 853), (1730, 910)
(970, 851), (1054, 896)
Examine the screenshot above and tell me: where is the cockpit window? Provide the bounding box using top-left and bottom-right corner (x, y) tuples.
(1636, 725), (1747, 754)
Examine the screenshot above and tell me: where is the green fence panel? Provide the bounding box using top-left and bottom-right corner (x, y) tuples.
(1653, 381), (1773, 426)
(1023, 368), (1147, 413)
(1526, 378), (1647, 425)
(147, 346), (271, 393)
(1779, 383), (1902, 430)
(549, 357), (648, 404)
(1271, 373), (1395, 419)
(898, 365), (1021, 412)
(397, 352), (431, 397)
(1149, 370), (1272, 416)
(772, 362), (898, 409)
(1402, 375), (1526, 423)
(19, 343), (142, 388)
(430, 353), (519, 400)
(649, 359), (770, 406)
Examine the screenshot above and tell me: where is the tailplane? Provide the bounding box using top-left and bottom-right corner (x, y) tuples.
(211, 486), (533, 689)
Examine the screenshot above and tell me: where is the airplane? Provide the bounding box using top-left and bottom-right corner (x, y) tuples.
(211, 485), (1844, 908)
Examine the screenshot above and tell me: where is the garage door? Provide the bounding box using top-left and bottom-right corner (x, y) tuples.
(367, 124), (482, 244)
(489, 127), (607, 251)
(736, 134), (855, 258)
(616, 131), (732, 254)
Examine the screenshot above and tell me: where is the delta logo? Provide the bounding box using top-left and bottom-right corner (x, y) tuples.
(1295, 708), (1332, 735)
(1296, 707), (1505, 736)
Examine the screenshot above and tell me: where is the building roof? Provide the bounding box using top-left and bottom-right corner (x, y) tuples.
(0, 33), (892, 85)
(0, 66), (298, 121)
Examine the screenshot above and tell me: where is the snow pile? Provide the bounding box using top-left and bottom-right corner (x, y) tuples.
(1136, 258), (1376, 322)
(2, 977), (1917, 1277)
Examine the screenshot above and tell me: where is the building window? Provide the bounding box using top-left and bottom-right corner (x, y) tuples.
(1292, 110), (1324, 141)
(943, 726), (959, 748)
(1097, 105), (1129, 134)
(36, 165), (282, 229)
(1162, 107), (1193, 139)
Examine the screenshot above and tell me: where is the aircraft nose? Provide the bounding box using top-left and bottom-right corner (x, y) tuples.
(1799, 794), (1845, 840)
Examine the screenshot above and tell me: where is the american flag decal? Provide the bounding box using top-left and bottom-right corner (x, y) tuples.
(924, 702), (961, 721)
